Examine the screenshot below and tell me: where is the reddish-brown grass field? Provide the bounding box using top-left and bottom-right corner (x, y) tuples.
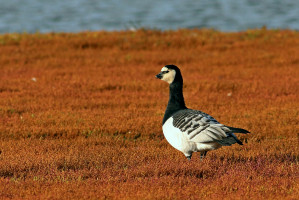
(0, 29), (298, 199)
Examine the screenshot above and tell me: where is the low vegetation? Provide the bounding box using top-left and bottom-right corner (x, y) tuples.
(0, 29), (298, 199)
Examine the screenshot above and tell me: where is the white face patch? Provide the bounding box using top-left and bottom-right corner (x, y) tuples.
(160, 67), (176, 84)
(161, 67), (168, 72)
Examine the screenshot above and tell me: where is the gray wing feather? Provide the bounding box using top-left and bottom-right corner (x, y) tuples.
(190, 124), (228, 143)
(172, 109), (238, 144)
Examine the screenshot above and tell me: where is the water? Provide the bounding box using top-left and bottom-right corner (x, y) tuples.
(0, 0), (298, 33)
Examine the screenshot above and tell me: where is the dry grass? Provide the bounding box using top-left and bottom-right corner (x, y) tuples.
(0, 29), (298, 199)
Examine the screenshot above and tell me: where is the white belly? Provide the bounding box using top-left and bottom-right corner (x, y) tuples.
(162, 117), (191, 153)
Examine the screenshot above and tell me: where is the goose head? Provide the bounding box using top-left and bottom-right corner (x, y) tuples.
(155, 65), (183, 84)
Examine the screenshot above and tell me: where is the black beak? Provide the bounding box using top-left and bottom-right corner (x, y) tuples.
(156, 73), (163, 79)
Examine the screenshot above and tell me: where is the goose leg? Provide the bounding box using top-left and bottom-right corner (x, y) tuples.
(200, 151), (207, 160)
(186, 155), (192, 161)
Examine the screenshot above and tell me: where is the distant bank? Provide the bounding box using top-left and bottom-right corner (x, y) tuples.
(0, 0), (298, 33)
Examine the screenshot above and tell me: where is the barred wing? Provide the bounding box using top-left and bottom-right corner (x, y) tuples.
(172, 109), (233, 144)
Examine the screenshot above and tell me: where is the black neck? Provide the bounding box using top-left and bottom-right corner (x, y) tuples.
(162, 81), (187, 124)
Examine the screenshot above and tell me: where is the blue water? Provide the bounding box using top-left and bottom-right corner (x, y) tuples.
(0, 0), (298, 33)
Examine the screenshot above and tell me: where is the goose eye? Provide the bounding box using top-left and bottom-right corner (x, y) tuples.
(162, 71), (169, 74)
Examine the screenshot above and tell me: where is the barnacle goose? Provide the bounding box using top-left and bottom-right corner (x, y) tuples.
(156, 65), (250, 160)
